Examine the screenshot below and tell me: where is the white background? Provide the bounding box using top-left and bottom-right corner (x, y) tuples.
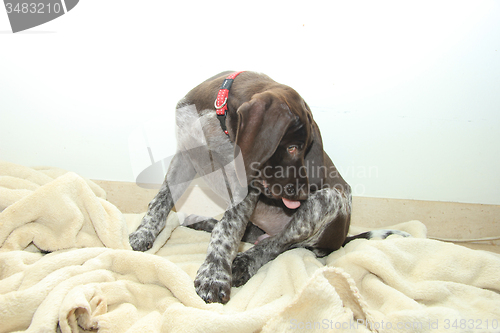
(1, 0), (499, 204)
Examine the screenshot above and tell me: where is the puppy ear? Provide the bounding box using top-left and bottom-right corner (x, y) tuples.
(304, 118), (326, 187)
(234, 94), (294, 186)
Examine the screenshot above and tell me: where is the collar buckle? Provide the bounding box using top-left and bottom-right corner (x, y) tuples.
(214, 71), (245, 136)
(214, 97), (227, 110)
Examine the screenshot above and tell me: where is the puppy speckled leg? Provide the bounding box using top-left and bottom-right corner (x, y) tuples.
(129, 152), (196, 251)
(194, 190), (259, 303)
(129, 182), (174, 251)
(232, 187), (351, 286)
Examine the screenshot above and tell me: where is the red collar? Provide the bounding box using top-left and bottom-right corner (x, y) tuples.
(215, 71), (245, 135)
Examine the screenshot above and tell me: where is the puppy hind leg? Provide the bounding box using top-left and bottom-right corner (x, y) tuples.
(183, 214), (265, 245)
(184, 214), (219, 232)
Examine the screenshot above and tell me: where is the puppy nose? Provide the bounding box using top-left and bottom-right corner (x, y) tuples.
(284, 184), (296, 197)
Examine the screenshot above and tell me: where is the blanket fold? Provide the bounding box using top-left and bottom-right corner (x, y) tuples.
(1, 161), (499, 333)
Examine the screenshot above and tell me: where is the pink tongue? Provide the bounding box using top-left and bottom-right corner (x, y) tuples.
(282, 197), (301, 209)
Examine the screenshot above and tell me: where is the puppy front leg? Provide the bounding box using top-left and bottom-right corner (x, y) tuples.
(194, 189), (259, 304)
(232, 187), (351, 286)
(129, 151), (196, 251)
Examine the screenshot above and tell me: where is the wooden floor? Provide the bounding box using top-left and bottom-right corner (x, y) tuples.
(92, 179), (500, 254)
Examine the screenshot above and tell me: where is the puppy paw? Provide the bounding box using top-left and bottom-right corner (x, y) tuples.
(194, 261), (231, 304)
(129, 229), (155, 251)
(231, 253), (255, 287)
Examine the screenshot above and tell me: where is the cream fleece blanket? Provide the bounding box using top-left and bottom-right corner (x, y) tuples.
(1, 161), (499, 333)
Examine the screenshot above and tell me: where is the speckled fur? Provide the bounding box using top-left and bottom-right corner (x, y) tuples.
(194, 189), (260, 303)
(129, 71), (409, 304)
(231, 186), (352, 286)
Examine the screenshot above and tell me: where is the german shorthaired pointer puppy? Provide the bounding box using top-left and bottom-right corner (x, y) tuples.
(129, 71), (409, 303)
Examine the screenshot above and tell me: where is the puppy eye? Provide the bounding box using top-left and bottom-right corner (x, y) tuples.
(287, 145), (298, 154)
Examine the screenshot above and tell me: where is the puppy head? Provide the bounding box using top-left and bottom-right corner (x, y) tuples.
(234, 87), (321, 208)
